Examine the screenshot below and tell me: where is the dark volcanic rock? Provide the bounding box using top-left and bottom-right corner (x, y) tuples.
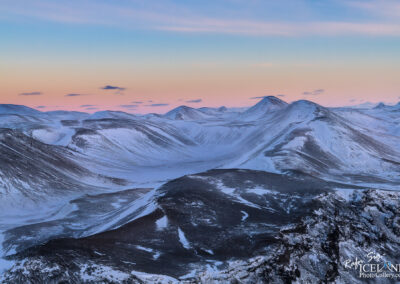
(2, 170), (400, 283)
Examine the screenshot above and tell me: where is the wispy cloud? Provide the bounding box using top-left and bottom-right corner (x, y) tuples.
(146, 103), (169, 107)
(2, 1), (400, 36)
(101, 85), (125, 91)
(303, 89), (325, 96)
(65, 93), (86, 97)
(185, 99), (202, 103)
(85, 107), (98, 110)
(36, 105), (46, 109)
(101, 85), (125, 95)
(159, 21), (400, 37)
(119, 104), (138, 109)
(80, 104), (95, 107)
(19, 91), (42, 96)
(132, 101), (143, 104)
(348, 0), (400, 19)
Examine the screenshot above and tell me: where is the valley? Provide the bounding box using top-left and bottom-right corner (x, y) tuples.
(0, 97), (399, 283)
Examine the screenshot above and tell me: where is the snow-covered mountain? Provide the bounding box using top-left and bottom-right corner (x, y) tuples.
(88, 110), (137, 120)
(1, 97), (400, 282)
(0, 129), (122, 214)
(1, 97), (399, 202)
(1, 97), (399, 199)
(0, 104), (41, 116)
(45, 110), (89, 121)
(240, 96), (288, 120)
(197, 106), (228, 115)
(164, 105), (213, 120)
(227, 100), (400, 184)
(68, 118), (196, 166)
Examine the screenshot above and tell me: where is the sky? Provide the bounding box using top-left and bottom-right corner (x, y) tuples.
(1, 0), (400, 114)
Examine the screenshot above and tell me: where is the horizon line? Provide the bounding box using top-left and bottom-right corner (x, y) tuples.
(1, 97), (399, 115)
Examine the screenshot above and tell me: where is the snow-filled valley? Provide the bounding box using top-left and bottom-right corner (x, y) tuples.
(0, 97), (400, 283)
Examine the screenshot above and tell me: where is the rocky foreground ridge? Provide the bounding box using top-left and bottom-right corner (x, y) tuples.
(1, 170), (399, 283)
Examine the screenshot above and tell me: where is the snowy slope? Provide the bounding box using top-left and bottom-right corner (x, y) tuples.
(226, 100), (400, 184)
(1, 98), (400, 281)
(164, 105), (214, 120)
(88, 111), (137, 120)
(68, 119), (196, 165)
(0, 129), (122, 213)
(45, 110), (89, 121)
(4, 169), (400, 283)
(239, 96), (288, 120)
(0, 105), (41, 116)
(1, 98), (399, 187)
(197, 106), (227, 115)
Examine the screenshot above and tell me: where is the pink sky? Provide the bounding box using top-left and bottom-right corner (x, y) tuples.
(1, 0), (400, 113)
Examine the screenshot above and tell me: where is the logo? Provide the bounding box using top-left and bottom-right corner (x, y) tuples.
(344, 251), (400, 279)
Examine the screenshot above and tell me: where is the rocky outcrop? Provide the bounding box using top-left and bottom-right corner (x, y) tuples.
(2, 170), (400, 283)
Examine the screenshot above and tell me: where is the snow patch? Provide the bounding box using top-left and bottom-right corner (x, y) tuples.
(250, 188), (276, 195)
(241, 211), (249, 221)
(135, 245), (154, 253)
(130, 270), (178, 283)
(204, 249), (214, 255)
(0, 233), (15, 273)
(80, 263), (131, 282)
(178, 228), (191, 249)
(334, 188), (357, 201)
(156, 215), (168, 230)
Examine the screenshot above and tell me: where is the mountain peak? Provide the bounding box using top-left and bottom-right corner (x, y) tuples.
(165, 105), (209, 120)
(165, 105), (193, 115)
(175, 105), (193, 111)
(253, 96), (288, 109)
(288, 100), (325, 113)
(291, 99), (319, 107)
(259, 95), (286, 104)
(374, 102), (386, 109)
(241, 96), (288, 120)
(282, 99), (331, 122)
